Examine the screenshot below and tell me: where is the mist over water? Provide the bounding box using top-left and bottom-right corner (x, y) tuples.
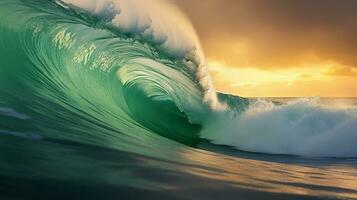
(0, 0), (357, 199)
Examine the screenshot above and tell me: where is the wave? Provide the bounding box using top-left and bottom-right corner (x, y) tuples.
(0, 0), (214, 147)
(0, 0), (356, 158)
(204, 97), (357, 157)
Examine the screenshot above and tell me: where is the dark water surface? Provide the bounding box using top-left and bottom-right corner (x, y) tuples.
(1, 99), (357, 200)
(1, 129), (357, 200)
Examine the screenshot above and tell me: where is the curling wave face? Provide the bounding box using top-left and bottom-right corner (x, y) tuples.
(0, 0), (213, 148)
(0, 0), (357, 160)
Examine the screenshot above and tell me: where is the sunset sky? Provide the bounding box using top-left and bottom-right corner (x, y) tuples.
(173, 0), (357, 97)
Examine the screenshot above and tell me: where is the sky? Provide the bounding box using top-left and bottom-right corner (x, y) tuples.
(172, 0), (357, 97)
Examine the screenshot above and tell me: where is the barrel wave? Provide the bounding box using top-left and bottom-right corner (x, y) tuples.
(0, 0), (213, 150)
(2, 1), (357, 199)
(1, 0), (357, 168)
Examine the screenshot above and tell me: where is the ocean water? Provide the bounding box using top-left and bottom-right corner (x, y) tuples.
(1, 1), (357, 199)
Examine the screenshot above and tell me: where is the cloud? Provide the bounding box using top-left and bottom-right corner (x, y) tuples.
(326, 66), (357, 77)
(172, 0), (357, 69)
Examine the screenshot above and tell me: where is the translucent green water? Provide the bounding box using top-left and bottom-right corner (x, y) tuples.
(1, 1), (357, 200)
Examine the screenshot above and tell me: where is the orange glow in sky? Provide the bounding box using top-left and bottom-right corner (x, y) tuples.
(173, 0), (357, 97)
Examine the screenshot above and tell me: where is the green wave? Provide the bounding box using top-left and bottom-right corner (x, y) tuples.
(0, 0), (208, 148)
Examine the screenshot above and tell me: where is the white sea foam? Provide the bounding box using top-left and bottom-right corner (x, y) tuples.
(60, 0), (202, 59)
(56, 1), (357, 158)
(203, 98), (357, 157)
(58, 0), (218, 108)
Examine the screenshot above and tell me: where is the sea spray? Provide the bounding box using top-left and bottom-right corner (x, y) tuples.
(202, 98), (357, 157)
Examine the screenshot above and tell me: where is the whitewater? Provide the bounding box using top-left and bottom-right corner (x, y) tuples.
(56, 0), (357, 158)
(1, 0), (357, 199)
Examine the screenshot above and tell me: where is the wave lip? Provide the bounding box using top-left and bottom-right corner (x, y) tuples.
(0, 0), (211, 149)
